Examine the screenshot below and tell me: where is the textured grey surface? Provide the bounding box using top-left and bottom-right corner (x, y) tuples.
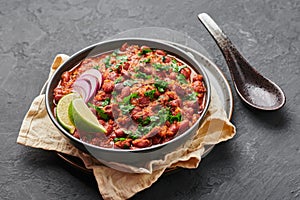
(0, 0), (299, 199)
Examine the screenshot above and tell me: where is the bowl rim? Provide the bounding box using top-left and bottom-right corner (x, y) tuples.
(45, 37), (211, 153)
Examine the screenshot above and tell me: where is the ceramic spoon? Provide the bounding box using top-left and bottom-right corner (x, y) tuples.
(198, 13), (286, 111)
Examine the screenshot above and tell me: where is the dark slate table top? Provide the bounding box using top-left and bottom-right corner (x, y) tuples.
(1, 0), (299, 199)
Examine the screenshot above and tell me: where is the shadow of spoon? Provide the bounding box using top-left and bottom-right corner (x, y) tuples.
(198, 13), (286, 111)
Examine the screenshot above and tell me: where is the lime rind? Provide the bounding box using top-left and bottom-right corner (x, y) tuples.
(70, 98), (107, 133)
(56, 93), (79, 134)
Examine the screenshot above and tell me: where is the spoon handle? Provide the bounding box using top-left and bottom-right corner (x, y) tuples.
(197, 13), (230, 49)
(197, 13), (253, 90)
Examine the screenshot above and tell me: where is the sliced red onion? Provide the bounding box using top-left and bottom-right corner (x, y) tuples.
(78, 75), (99, 101)
(81, 69), (103, 88)
(73, 79), (90, 103)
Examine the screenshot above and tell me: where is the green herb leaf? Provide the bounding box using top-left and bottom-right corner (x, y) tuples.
(140, 58), (151, 63)
(88, 103), (109, 121)
(144, 89), (156, 100)
(122, 92), (139, 104)
(154, 78), (169, 93)
(134, 72), (152, 79)
(149, 115), (160, 122)
(186, 92), (198, 101)
(116, 55), (128, 62)
(157, 108), (169, 125)
(103, 55), (111, 68)
(119, 104), (135, 114)
(112, 49), (119, 57)
(93, 65), (100, 70)
(114, 77), (123, 84)
(168, 112), (182, 123)
(102, 98), (111, 106)
(177, 74), (188, 84)
(113, 137), (126, 142)
(137, 116), (151, 126)
(153, 63), (170, 71)
(123, 79), (138, 87)
(136, 124), (154, 135)
(138, 48), (152, 56)
(125, 130), (140, 139)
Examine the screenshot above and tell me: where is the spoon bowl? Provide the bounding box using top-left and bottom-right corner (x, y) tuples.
(198, 13), (286, 111)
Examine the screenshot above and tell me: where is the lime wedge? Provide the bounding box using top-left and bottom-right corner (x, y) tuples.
(56, 93), (79, 134)
(69, 98), (107, 133)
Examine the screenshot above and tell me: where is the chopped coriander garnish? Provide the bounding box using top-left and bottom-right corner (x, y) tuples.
(138, 48), (152, 56)
(111, 91), (117, 97)
(136, 124), (154, 135)
(140, 58), (151, 63)
(134, 72), (151, 79)
(113, 137), (126, 142)
(173, 65), (187, 73)
(122, 92), (139, 104)
(168, 112), (182, 123)
(154, 78), (169, 93)
(119, 104), (135, 114)
(144, 89), (156, 100)
(149, 115), (160, 122)
(171, 59), (187, 73)
(186, 92), (198, 101)
(157, 108), (169, 125)
(177, 73), (188, 84)
(102, 98), (111, 106)
(125, 130), (140, 140)
(137, 116), (151, 126)
(103, 55), (111, 68)
(112, 49), (119, 57)
(93, 65), (100, 70)
(114, 77), (123, 84)
(116, 55), (128, 62)
(114, 63), (122, 71)
(153, 63), (170, 71)
(88, 103), (109, 121)
(123, 79), (138, 87)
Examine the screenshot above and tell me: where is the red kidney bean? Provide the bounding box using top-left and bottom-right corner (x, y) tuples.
(115, 129), (125, 137)
(143, 127), (160, 139)
(120, 86), (131, 98)
(115, 139), (132, 149)
(73, 131), (80, 139)
(192, 74), (203, 82)
(138, 96), (150, 107)
(104, 124), (114, 135)
(180, 67), (191, 79)
(114, 83), (124, 92)
(166, 123), (179, 137)
(132, 139), (151, 148)
(61, 71), (70, 82)
(120, 43), (128, 51)
(163, 56), (171, 63)
(169, 72), (177, 80)
(168, 99), (182, 107)
(192, 81), (206, 93)
(54, 94), (63, 103)
(102, 80), (115, 93)
(95, 91), (106, 101)
(155, 49), (166, 56)
(123, 62), (130, 70)
(174, 85), (186, 97)
(179, 120), (189, 133)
